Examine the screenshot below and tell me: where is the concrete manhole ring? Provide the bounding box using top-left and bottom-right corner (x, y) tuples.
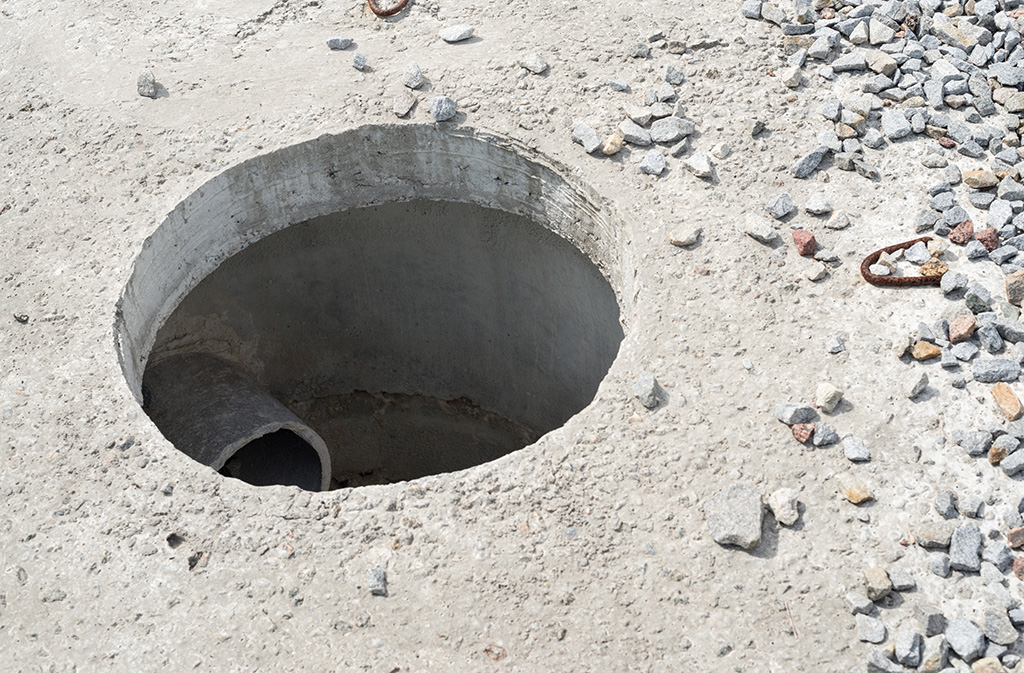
(115, 124), (634, 492)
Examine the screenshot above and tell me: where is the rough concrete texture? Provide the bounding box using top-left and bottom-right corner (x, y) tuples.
(3, 0), (1024, 670)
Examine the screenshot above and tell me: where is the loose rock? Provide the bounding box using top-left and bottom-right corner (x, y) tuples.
(767, 487), (799, 526)
(704, 482), (764, 549)
(439, 25), (475, 43)
(572, 123), (602, 154)
(429, 97), (457, 122)
(369, 567), (388, 596)
(837, 472), (873, 504)
(137, 71), (158, 99)
(945, 617), (986, 663)
(633, 372), (661, 409)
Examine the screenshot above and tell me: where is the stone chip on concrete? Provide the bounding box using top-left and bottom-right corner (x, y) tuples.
(704, 482), (764, 549)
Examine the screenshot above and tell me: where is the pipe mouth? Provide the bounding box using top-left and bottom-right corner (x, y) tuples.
(116, 125), (632, 490)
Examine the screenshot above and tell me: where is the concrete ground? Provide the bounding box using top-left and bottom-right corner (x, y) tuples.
(1, 0), (1021, 670)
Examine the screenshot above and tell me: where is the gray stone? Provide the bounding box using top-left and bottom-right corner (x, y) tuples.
(744, 213), (777, 244)
(137, 71), (158, 99)
(572, 123), (601, 154)
(741, 0), (762, 18)
(931, 552), (951, 577)
(765, 193), (795, 220)
(649, 116), (693, 143)
(518, 54), (549, 75)
(633, 372), (661, 408)
(392, 91), (416, 118)
(966, 283), (994, 313)
(683, 152), (713, 178)
(639, 149), (666, 176)
(774, 402), (815, 425)
(352, 52), (368, 71)
(917, 209), (940, 232)
(920, 634), (950, 671)
(881, 109), (912, 139)
(791, 146), (829, 179)
(627, 42), (651, 59)
(812, 423), (839, 446)
(888, 568), (916, 591)
(930, 191), (957, 211)
(943, 205), (969, 225)
(908, 372), (929, 399)
(994, 318), (1024, 343)
(978, 324), (1004, 352)
(999, 177), (1024, 201)
(949, 523), (982, 572)
(846, 591), (874, 614)
(918, 605), (948, 637)
(618, 119), (651, 146)
(833, 52), (868, 72)
(945, 617), (986, 662)
(439, 24), (475, 43)
(862, 128), (886, 149)
(973, 358), (1021, 382)
(402, 62), (425, 89)
(990, 62), (1024, 87)
(865, 649), (903, 673)
(982, 542), (1013, 572)
(808, 36), (833, 60)
(935, 490), (958, 518)
(704, 482), (764, 549)
(857, 614), (887, 643)
(895, 630), (923, 667)
(327, 37), (352, 50)
(1002, 447), (1024, 475)
(805, 194), (832, 215)
(953, 430), (993, 456)
(429, 96), (457, 121)
(992, 433), (1019, 456)
(959, 494), (983, 517)
(905, 241), (931, 264)
(966, 240), (991, 259)
(821, 99), (842, 121)
(952, 341), (980, 362)
(970, 191), (997, 209)
(665, 65), (685, 86)
(843, 435), (870, 462)
(369, 567), (388, 596)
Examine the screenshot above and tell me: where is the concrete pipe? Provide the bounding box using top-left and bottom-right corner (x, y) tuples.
(143, 353), (332, 491)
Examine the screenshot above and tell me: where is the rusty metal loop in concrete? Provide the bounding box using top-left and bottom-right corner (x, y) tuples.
(115, 125), (633, 490)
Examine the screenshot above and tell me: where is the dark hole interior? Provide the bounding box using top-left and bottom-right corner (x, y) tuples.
(146, 199), (624, 490)
(218, 430), (322, 491)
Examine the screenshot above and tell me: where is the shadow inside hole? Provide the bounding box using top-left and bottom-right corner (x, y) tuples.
(219, 430), (322, 491)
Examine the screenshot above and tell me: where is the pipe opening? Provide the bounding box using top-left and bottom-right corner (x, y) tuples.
(116, 126), (631, 491)
(219, 430), (323, 491)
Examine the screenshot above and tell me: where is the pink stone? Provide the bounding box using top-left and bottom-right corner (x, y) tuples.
(792, 229), (816, 256)
(949, 220), (975, 245)
(975, 227), (1000, 252)
(949, 315), (977, 344)
(792, 423), (814, 443)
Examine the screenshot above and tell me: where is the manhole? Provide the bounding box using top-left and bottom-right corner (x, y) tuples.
(115, 125), (631, 491)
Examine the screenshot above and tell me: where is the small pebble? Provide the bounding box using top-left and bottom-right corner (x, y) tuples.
(439, 25), (475, 43)
(429, 97), (457, 122)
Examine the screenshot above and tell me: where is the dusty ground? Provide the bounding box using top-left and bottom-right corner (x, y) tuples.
(1, 0), (1021, 670)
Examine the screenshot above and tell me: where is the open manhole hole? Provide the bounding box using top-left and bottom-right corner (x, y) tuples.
(115, 126), (631, 491)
